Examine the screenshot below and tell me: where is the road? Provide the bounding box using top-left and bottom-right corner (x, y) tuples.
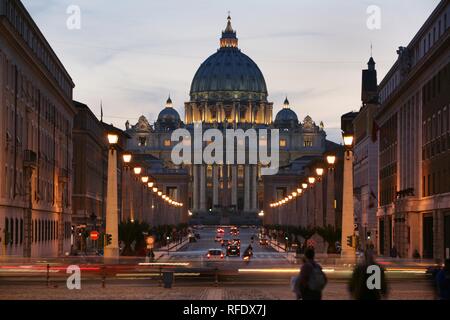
(160, 226), (289, 269)
(0, 225), (439, 299)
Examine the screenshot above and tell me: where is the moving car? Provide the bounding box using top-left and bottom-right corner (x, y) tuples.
(259, 238), (269, 245)
(217, 227), (225, 234)
(215, 234), (224, 242)
(232, 238), (241, 246)
(226, 245), (240, 257)
(206, 249), (224, 260)
(220, 239), (230, 246)
(230, 227), (239, 236)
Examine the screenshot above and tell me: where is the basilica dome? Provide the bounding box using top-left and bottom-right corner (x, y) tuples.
(190, 16), (268, 102)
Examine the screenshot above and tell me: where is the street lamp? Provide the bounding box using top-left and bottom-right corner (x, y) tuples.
(315, 167), (324, 178)
(107, 133), (119, 145)
(308, 177), (316, 185)
(122, 153), (132, 164)
(148, 181), (154, 188)
(341, 126), (355, 257)
(133, 167), (142, 175)
(326, 155), (336, 166)
(141, 176), (149, 183)
(105, 132), (120, 259)
(343, 134), (354, 148)
(325, 153), (336, 228)
(302, 183), (308, 189)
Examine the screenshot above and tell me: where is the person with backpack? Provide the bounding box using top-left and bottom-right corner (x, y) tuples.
(295, 247), (327, 300)
(348, 250), (388, 300)
(436, 259), (450, 300)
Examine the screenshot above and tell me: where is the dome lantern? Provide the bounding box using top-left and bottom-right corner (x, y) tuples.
(220, 14), (238, 48)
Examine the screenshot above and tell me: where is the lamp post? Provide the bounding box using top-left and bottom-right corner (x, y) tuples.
(122, 153), (132, 222)
(341, 132), (355, 258)
(105, 133), (120, 259)
(325, 154), (336, 227)
(315, 167), (324, 228)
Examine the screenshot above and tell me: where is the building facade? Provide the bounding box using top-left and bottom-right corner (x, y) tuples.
(352, 57), (380, 251)
(125, 16), (332, 225)
(0, 0), (76, 257)
(376, 0), (450, 260)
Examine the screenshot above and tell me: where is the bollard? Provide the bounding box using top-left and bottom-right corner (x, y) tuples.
(46, 264), (50, 288)
(101, 264), (106, 288)
(158, 267), (163, 287)
(214, 268), (219, 287)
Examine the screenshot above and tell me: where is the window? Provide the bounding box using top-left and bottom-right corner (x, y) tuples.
(138, 136), (147, 147)
(280, 139), (287, 147)
(304, 137), (313, 147)
(163, 139), (171, 147)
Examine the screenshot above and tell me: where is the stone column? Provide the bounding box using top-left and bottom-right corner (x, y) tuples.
(300, 192), (308, 227)
(315, 180), (324, 227)
(105, 148), (119, 259)
(193, 165), (199, 212)
(341, 150), (356, 258)
(213, 165), (219, 210)
(244, 165), (250, 212)
(223, 164), (229, 208)
(326, 168), (335, 227)
(231, 165), (238, 208)
(251, 165), (258, 211)
(200, 164), (206, 211)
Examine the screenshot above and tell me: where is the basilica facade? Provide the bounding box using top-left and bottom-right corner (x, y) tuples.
(125, 16), (330, 224)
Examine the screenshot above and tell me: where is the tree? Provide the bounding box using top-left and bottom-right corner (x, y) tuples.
(118, 219), (150, 256)
(316, 225), (342, 253)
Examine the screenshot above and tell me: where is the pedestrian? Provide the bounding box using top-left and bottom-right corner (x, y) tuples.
(436, 259), (450, 300)
(294, 247), (327, 300)
(348, 250), (388, 300)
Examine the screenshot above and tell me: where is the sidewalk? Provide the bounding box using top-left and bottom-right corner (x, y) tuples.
(268, 239), (297, 263)
(0, 282), (434, 300)
(154, 237), (189, 260)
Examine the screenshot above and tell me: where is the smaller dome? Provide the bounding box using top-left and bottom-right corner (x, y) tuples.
(275, 108), (298, 123)
(158, 107), (180, 123)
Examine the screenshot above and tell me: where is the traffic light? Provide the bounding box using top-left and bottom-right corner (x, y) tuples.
(105, 234), (112, 246)
(346, 235), (353, 247)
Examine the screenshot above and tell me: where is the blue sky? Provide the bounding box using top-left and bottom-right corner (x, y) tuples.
(23, 0), (440, 143)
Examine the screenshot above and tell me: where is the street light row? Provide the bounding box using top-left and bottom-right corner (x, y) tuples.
(269, 154), (336, 208)
(123, 149), (184, 207)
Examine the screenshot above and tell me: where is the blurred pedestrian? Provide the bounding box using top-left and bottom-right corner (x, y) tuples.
(349, 250), (388, 300)
(295, 247), (327, 300)
(436, 259), (450, 300)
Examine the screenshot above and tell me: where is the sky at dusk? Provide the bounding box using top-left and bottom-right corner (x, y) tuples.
(22, 0), (440, 143)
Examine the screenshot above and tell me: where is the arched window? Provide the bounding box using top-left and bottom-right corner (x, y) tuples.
(5, 218), (9, 245)
(15, 218), (18, 245)
(20, 219), (23, 244)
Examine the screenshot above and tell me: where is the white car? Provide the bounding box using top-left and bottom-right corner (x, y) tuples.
(206, 249), (224, 261)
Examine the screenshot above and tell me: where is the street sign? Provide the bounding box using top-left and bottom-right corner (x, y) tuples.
(90, 231), (100, 241)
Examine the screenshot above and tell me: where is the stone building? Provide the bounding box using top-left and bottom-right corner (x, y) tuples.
(0, 0), (75, 257)
(376, 0), (450, 260)
(352, 57), (380, 251)
(125, 16), (333, 225)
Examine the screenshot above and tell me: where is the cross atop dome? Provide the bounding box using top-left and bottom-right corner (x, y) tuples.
(220, 13), (238, 48)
